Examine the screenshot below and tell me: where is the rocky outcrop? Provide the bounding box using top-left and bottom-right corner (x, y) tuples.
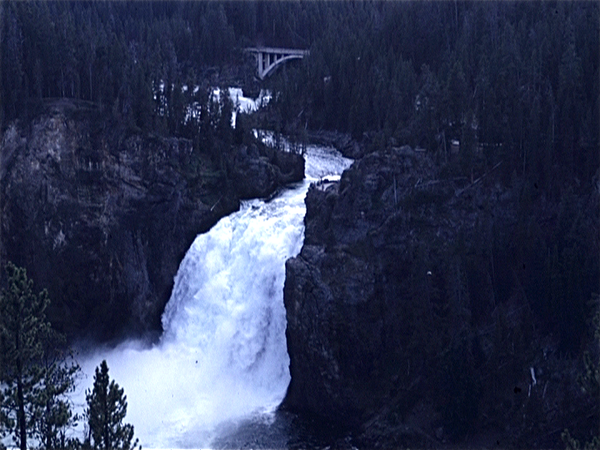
(283, 149), (456, 430)
(0, 99), (303, 342)
(230, 142), (304, 199)
(283, 146), (599, 446)
(305, 130), (366, 160)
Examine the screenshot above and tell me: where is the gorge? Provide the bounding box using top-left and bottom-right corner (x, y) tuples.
(72, 143), (352, 448)
(0, 97), (303, 343)
(1, 2), (599, 448)
(1, 92), (598, 449)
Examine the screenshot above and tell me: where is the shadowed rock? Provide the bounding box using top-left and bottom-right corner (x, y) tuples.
(0, 99), (303, 343)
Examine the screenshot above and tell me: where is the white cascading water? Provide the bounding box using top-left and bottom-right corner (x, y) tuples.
(74, 144), (352, 449)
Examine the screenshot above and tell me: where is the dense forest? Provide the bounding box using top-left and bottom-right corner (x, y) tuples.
(271, 2), (599, 195)
(2, 1), (598, 192)
(2, 0), (597, 352)
(1, 1), (598, 448)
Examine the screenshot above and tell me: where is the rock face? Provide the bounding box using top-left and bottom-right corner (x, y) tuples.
(283, 146), (599, 446)
(231, 142), (305, 199)
(0, 99), (303, 342)
(283, 149), (457, 429)
(305, 130), (366, 160)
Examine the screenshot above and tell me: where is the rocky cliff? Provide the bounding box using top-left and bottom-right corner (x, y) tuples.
(283, 146), (599, 447)
(0, 98), (303, 342)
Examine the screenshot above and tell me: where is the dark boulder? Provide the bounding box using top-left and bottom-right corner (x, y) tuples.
(231, 143), (304, 199)
(305, 130), (366, 160)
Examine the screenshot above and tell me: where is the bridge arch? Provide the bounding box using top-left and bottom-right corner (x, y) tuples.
(246, 47), (309, 80)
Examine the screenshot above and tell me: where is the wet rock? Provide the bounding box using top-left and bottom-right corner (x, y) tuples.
(304, 129), (366, 160)
(231, 143), (304, 199)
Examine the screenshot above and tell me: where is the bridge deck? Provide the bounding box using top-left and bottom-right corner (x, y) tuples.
(245, 46), (309, 56)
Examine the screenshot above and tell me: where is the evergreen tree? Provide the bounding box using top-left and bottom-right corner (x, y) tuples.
(85, 360), (138, 450)
(0, 327), (7, 448)
(0, 389), (7, 450)
(31, 330), (81, 450)
(0, 262), (81, 450)
(0, 262), (51, 450)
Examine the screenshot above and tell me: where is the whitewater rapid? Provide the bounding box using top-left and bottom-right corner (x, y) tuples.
(74, 144), (352, 449)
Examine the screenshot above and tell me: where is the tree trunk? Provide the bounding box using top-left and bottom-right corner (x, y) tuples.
(17, 364), (27, 450)
(45, 400), (52, 449)
(89, 63), (93, 101)
(61, 68), (65, 97)
(15, 313), (27, 450)
(103, 396), (110, 450)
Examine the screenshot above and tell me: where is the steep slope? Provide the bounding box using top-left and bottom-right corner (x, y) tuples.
(0, 99), (303, 342)
(283, 146), (599, 447)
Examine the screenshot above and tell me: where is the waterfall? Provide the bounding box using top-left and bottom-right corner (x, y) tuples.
(74, 145), (352, 449)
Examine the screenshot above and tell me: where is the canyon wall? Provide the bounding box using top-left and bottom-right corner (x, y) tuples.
(0, 99), (303, 342)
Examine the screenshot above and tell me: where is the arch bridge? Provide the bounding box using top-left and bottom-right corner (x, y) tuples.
(245, 47), (310, 80)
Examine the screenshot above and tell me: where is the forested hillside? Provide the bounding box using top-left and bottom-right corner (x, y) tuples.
(3, 1), (596, 195)
(2, 0), (598, 396)
(1, 2), (598, 447)
(269, 1), (599, 198)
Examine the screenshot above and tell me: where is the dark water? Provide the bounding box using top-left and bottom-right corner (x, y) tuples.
(211, 409), (357, 450)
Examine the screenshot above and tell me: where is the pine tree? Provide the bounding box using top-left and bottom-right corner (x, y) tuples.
(0, 262), (51, 450)
(0, 389), (7, 449)
(0, 328), (6, 448)
(0, 262), (81, 450)
(85, 360), (138, 450)
(31, 329), (81, 450)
